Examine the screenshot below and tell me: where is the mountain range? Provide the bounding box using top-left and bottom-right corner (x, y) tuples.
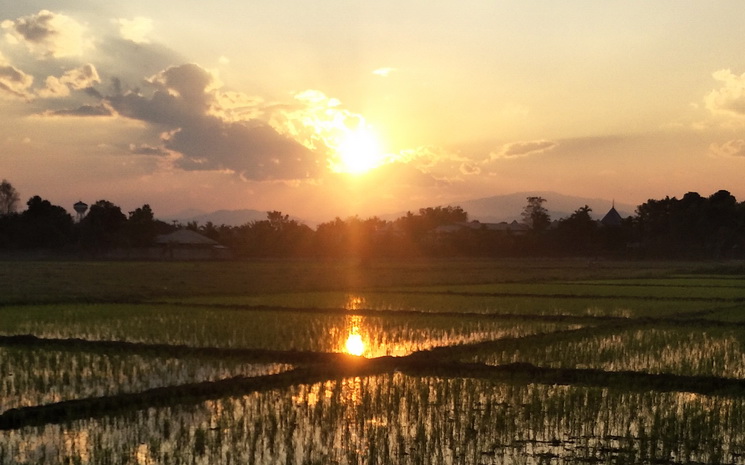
(166, 191), (636, 227)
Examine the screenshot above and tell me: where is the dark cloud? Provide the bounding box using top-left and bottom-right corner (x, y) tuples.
(51, 104), (112, 116)
(83, 86), (102, 99)
(129, 143), (170, 156)
(105, 63), (321, 180)
(169, 121), (319, 179)
(11, 10), (57, 42)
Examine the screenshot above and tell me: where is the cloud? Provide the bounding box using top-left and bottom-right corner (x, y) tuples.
(709, 139), (745, 158)
(459, 161), (481, 175)
(492, 140), (558, 159)
(107, 64), (215, 126)
(212, 91), (264, 122)
(705, 69), (745, 118)
(167, 121), (320, 179)
(116, 17), (153, 44)
(39, 75), (70, 97)
(267, 89), (371, 162)
(0, 63), (33, 99)
(49, 104), (113, 117)
(129, 143), (171, 156)
(38, 63), (100, 98)
(364, 162), (443, 188)
(105, 63), (321, 180)
(2, 10), (92, 58)
(372, 67), (396, 77)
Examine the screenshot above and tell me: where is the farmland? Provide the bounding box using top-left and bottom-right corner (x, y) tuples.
(1, 259), (745, 464)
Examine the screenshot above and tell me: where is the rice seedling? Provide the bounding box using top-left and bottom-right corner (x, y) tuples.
(2, 374), (744, 465)
(157, 290), (723, 318)
(0, 347), (288, 410)
(0, 261), (743, 464)
(466, 325), (745, 378)
(0, 303), (580, 356)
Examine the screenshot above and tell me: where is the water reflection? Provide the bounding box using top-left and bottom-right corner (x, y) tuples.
(345, 332), (365, 356)
(344, 296), (367, 356)
(3, 374), (745, 464)
(344, 295), (366, 311)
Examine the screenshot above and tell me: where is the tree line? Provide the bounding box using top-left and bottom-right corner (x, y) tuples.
(1, 179), (743, 259)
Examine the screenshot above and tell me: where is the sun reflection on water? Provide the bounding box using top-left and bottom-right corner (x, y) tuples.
(345, 332), (365, 356)
(344, 314), (366, 356)
(342, 295), (368, 356)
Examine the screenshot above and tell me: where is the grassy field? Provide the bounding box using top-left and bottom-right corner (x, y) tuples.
(1, 258), (744, 464)
(0, 258), (722, 303)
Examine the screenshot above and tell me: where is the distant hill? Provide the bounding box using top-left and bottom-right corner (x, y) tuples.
(167, 209), (269, 226)
(456, 192), (635, 223)
(165, 192), (636, 228)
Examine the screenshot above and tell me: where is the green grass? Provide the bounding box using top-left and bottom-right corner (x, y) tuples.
(402, 280), (745, 300)
(0, 259), (724, 304)
(0, 303), (579, 355)
(696, 305), (745, 322)
(160, 291), (725, 318)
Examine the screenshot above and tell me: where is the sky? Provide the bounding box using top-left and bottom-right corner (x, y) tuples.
(1, 1), (745, 223)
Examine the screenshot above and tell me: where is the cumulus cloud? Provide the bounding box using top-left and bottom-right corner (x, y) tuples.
(39, 75), (70, 97)
(705, 69), (745, 117)
(211, 91), (264, 122)
(61, 63), (100, 89)
(38, 63), (100, 97)
(491, 140), (558, 159)
(116, 17), (153, 44)
(2, 10), (92, 58)
(709, 139), (745, 158)
(387, 144), (483, 184)
(0, 63), (34, 99)
(105, 63), (320, 180)
(268, 89), (368, 161)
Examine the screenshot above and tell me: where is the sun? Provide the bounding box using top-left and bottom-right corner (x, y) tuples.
(332, 126), (385, 174)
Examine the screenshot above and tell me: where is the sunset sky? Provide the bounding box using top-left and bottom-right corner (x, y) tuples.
(2, 1), (745, 222)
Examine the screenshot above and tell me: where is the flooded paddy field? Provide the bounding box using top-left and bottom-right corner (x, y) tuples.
(1, 260), (744, 464)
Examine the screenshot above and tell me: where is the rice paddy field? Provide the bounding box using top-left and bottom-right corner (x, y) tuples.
(1, 258), (745, 464)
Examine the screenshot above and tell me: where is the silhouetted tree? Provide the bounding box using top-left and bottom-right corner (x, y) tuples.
(395, 205), (468, 250)
(522, 196), (551, 232)
(228, 211), (313, 257)
(0, 179), (20, 215)
(126, 204), (158, 247)
(315, 216), (387, 258)
(18, 196), (74, 248)
(556, 205), (598, 254)
(79, 200), (127, 250)
(635, 190), (745, 258)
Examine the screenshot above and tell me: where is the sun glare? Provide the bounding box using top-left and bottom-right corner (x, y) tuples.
(345, 333), (365, 356)
(333, 127), (385, 174)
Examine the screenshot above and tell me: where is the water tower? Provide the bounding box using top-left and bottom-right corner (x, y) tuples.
(73, 201), (88, 222)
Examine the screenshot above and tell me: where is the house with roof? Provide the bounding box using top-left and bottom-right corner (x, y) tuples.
(155, 229), (231, 260)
